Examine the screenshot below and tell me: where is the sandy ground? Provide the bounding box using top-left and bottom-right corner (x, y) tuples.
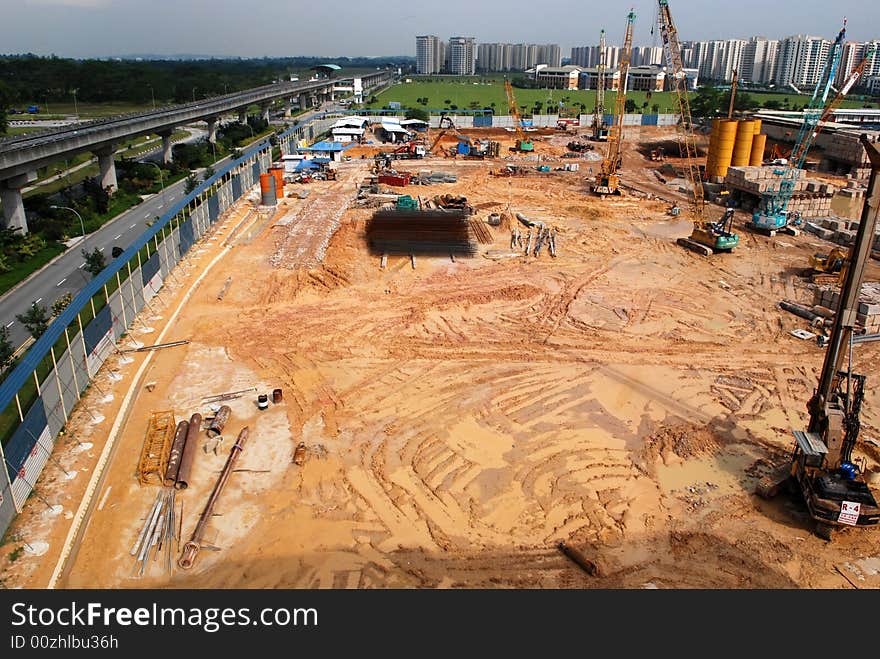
(3, 126), (880, 590)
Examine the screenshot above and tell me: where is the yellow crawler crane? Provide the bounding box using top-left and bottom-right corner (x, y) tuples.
(592, 9), (635, 196)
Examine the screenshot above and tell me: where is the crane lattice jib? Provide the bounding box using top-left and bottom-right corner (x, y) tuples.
(763, 23), (847, 218)
(656, 0), (704, 222)
(505, 80), (526, 143)
(595, 30), (606, 131)
(603, 10), (636, 178)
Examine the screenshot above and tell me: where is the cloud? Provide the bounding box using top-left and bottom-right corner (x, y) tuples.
(27, 0), (112, 8)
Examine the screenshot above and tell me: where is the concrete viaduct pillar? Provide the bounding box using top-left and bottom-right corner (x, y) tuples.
(0, 172), (35, 234)
(94, 145), (117, 192)
(206, 117), (218, 144)
(284, 100), (293, 118)
(298, 94), (309, 111)
(260, 104), (271, 123)
(238, 109), (248, 125)
(158, 130), (174, 165)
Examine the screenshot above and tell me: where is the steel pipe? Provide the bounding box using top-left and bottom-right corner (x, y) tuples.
(179, 426), (249, 570)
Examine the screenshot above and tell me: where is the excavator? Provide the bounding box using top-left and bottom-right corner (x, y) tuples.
(757, 135), (880, 540)
(428, 114), (457, 155)
(504, 79), (534, 152)
(592, 9), (635, 196)
(808, 246), (847, 284)
(656, 0), (739, 254)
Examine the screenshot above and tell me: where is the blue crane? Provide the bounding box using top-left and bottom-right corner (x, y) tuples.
(750, 21), (848, 233)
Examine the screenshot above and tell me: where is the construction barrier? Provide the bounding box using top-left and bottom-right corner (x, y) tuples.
(0, 115), (328, 539)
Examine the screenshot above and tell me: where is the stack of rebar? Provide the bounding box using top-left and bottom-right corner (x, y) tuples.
(131, 488), (180, 577)
(366, 209), (478, 256)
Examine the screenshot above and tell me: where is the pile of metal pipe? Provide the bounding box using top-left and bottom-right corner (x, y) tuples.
(175, 413), (202, 490)
(130, 488), (179, 577)
(163, 420), (190, 487)
(179, 426), (250, 570)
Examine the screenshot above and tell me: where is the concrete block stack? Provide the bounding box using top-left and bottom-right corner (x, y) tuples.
(823, 133), (872, 169)
(724, 166), (835, 217)
(804, 217), (880, 251)
(814, 282), (880, 334)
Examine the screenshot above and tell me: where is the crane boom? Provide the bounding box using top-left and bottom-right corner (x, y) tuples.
(592, 9), (635, 195)
(752, 21), (847, 232)
(593, 29), (608, 141)
(656, 0), (704, 220)
(504, 79), (533, 152)
(727, 69), (738, 119)
(656, 0), (738, 255)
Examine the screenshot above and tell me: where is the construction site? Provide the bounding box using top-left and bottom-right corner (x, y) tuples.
(2, 3), (880, 591)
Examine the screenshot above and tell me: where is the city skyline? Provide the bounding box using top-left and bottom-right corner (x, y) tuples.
(2, 0), (879, 58)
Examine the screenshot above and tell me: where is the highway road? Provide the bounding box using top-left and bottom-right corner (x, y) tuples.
(0, 105), (335, 350)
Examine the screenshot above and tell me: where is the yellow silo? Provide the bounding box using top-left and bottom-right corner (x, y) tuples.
(731, 120), (756, 167)
(750, 133), (767, 166)
(707, 119), (738, 179)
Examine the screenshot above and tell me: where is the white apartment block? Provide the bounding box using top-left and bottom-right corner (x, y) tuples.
(569, 45), (620, 69)
(477, 43), (560, 71)
(741, 37), (779, 85)
(836, 41), (880, 87)
(415, 35), (444, 74)
(447, 36), (477, 75)
(773, 35), (831, 90)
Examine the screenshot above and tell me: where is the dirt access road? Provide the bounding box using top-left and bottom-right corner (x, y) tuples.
(3, 128), (880, 589)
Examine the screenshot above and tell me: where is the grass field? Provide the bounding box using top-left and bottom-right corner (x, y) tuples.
(0, 243), (67, 297)
(366, 78), (880, 114)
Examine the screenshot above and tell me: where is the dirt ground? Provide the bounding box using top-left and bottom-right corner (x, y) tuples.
(3, 126), (880, 590)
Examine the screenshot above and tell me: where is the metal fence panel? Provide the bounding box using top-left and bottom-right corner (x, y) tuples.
(40, 368), (67, 437)
(179, 219), (195, 256)
(4, 398), (47, 477)
(232, 175), (242, 198)
(208, 195), (220, 223)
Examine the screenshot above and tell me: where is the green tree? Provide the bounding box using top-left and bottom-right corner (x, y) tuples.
(81, 246), (106, 277)
(184, 174), (198, 194)
(404, 107), (429, 122)
(624, 99), (637, 113)
(203, 165), (215, 181)
(0, 326), (14, 373)
(690, 86), (723, 117)
(0, 80), (10, 136)
(651, 103), (660, 113)
(16, 302), (50, 339)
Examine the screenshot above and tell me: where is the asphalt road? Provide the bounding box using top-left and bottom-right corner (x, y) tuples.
(0, 105), (335, 350)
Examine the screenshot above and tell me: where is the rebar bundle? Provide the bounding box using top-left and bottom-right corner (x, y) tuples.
(366, 209), (478, 256)
(130, 488), (179, 577)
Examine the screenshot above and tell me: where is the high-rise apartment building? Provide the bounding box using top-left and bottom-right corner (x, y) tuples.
(631, 46), (663, 67)
(415, 35), (445, 74)
(741, 37), (779, 85)
(569, 45), (619, 68)
(688, 39), (744, 81)
(477, 43), (512, 72)
(773, 35), (831, 89)
(836, 40), (880, 86)
(447, 36), (476, 75)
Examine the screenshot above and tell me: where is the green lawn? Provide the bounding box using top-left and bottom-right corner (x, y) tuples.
(366, 78), (880, 114)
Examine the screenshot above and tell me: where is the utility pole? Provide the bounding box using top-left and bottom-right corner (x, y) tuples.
(727, 69), (737, 119)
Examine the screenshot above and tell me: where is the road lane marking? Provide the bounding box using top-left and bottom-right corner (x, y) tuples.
(35, 298), (42, 304)
(56, 278), (67, 287)
(114, 234), (122, 240)
(98, 247), (105, 251)
(144, 213), (150, 218)
(130, 224), (136, 229)
(78, 262), (86, 269)
(5, 322), (13, 328)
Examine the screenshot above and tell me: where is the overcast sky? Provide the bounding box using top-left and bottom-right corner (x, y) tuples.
(2, 0), (878, 58)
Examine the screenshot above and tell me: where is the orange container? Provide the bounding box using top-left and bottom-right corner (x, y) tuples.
(259, 172), (273, 194)
(271, 168), (284, 198)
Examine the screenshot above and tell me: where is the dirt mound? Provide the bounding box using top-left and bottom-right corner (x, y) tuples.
(638, 422), (726, 475)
